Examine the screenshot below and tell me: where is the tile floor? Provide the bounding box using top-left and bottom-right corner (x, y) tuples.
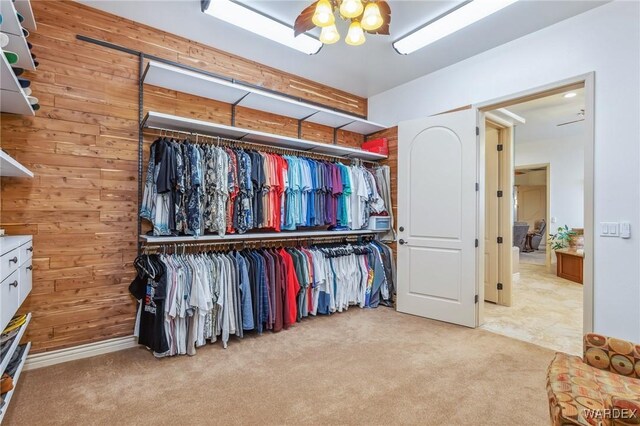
(482, 262), (583, 355)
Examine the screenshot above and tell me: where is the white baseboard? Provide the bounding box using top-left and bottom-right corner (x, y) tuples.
(24, 335), (138, 371)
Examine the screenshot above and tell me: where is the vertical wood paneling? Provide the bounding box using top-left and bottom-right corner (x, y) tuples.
(0, 0), (373, 353)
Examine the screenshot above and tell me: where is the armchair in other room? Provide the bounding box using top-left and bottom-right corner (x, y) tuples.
(513, 222), (529, 252)
(530, 219), (547, 250)
(547, 333), (640, 425)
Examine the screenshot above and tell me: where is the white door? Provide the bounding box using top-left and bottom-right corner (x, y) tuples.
(397, 109), (479, 328)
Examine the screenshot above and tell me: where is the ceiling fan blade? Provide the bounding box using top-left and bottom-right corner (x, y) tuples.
(365, 1), (391, 35)
(557, 118), (585, 127)
(294, 1), (319, 37)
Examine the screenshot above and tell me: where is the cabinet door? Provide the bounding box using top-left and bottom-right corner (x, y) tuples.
(20, 260), (33, 305)
(1, 270), (20, 330)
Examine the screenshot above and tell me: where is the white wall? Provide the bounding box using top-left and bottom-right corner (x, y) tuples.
(515, 134), (585, 231)
(370, 1), (640, 341)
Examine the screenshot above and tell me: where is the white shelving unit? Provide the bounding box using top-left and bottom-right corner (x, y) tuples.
(0, 149), (33, 178)
(0, 342), (31, 423)
(0, 0), (35, 70)
(13, 0), (37, 32)
(142, 61), (387, 135)
(140, 229), (380, 245)
(143, 112), (387, 162)
(0, 313), (31, 377)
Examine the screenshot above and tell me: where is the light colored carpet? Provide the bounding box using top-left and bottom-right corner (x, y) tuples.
(6, 308), (555, 425)
(483, 263), (583, 355)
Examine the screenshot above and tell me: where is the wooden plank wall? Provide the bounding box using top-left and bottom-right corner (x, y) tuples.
(0, 0), (378, 353)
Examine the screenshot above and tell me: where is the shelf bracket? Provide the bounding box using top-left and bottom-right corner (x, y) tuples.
(231, 93), (250, 127)
(297, 111), (319, 139)
(333, 121), (356, 145)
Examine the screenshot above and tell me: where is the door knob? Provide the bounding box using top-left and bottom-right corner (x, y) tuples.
(26, 265), (33, 271)
(399, 226), (405, 232)
(399, 239), (407, 245)
(10, 281), (18, 288)
(9, 257), (17, 264)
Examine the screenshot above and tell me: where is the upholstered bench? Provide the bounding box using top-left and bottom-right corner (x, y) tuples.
(547, 334), (640, 425)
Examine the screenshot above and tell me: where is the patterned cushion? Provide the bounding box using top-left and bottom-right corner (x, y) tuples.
(547, 352), (640, 426)
(584, 334), (640, 379)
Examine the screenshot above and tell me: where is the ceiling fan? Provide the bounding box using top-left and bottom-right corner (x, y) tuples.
(294, 0), (391, 46)
(557, 109), (585, 127)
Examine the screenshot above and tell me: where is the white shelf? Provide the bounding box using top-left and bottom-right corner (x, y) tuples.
(5, 32), (35, 70)
(0, 313), (31, 377)
(13, 0), (36, 32)
(0, 51), (22, 91)
(0, 89), (34, 115)
(143, 112), (387, 161)
(140, 229), (379, 244)
(0, 0), (22, 36)
(1, 149), (34, 177)
(0, 341), (31, 424)
(142, 61), (387, 136)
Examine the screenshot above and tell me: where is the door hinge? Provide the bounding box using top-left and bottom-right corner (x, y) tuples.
(497, 144), (503, 151)
(474, 294), (479, 304)
(497, 190), (503, 198)
(475, 182), (479, 191)
(497, 237), (503, 244)
(497, 283), (503, 290)
(475, 239), (479, 247)
(476, 126), (480, 136)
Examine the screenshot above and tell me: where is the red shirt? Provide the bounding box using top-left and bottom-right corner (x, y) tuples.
(279, 248), (300, 326)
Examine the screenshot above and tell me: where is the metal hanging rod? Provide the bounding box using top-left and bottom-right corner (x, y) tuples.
(143, 126), (378, 165)
(141, 234), (372, 254)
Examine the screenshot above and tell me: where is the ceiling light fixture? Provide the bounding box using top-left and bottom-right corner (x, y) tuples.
(345, 20), (366, 46)
(295, 1), (391, 48)
(202, 0), (322, 55)
(393, 0), (519, 55)
(563, 92), (577, 98)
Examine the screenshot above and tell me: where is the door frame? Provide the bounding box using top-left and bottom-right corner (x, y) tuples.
(483, 119), (514, 307)
(475, 72), (595, 334)
(514, 163), (552, 271)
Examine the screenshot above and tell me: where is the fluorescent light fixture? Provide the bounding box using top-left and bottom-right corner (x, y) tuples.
(202, 0), (322, 55)
(563, 92), (577, 98)
(393, 0), (519, 55)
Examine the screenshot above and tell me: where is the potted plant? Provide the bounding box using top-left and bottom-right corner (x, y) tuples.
(549, 225), (577, 251)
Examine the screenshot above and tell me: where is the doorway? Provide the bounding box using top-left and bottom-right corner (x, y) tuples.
(481, 86), (587, 355)
(395, 74), (594, 349)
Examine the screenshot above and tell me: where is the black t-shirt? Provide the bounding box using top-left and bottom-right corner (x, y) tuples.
(129, 255), (169, 354)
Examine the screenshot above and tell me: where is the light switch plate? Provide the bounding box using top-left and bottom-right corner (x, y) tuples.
(601, 222), (619, 237)
(620, 222), (631, 239)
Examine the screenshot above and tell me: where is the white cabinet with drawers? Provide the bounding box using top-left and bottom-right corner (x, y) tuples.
(0, 235), (33, 332)
(0, 235), (33, 423)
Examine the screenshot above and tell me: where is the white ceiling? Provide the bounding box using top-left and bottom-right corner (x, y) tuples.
(78, 0), (608, 97)
(503, 87), (586, 143)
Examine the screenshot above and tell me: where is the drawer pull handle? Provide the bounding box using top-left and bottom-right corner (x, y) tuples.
(27, 247), (33, 252)
(26, 266), (33, 271)
(9, 257), (18, 264)
(10, 281), (18, 288)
